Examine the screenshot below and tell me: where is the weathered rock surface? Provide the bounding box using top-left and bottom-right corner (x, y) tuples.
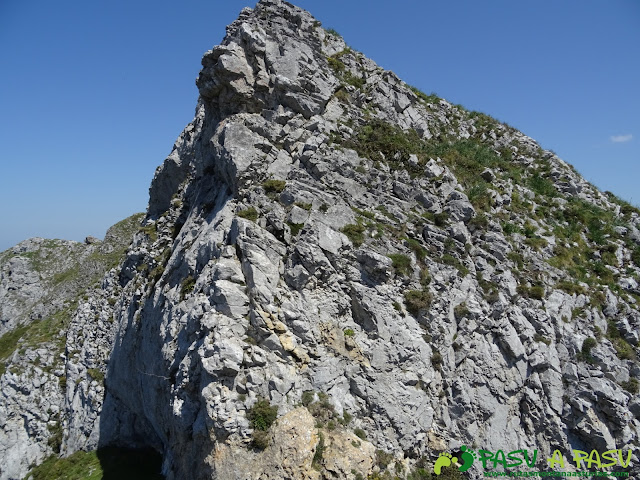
(0, 215), (143, 479)
(2, 1), (640, 479)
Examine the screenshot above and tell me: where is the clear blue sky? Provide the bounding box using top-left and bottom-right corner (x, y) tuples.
(1, 0), (638, 251)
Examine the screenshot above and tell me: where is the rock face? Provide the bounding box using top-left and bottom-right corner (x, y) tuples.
(0, 215), (143, 479)
(2, 1), (640, 479)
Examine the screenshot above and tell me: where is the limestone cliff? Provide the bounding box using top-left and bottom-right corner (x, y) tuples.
(2, 1), (640, 479)
(0, 215), (143, 479)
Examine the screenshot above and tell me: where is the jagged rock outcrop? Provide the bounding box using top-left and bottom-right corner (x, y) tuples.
(0, 215), (143, 479)
(2, 1), (640, 479)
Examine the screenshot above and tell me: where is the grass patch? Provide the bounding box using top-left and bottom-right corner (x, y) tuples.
(0, 324), (29, 375)
(354, 428), (367, 440)
(524, 236), (548, 251)
(237, 207), (258, 222)
(439, 254), (469, 276)
(341, 223), (366, 247)
(87, 368), (104, 383)
(528, 174), (557, 198)
(262, 179), (286, 194)
(406, 238), (427, 261)
(139, 223), (158, 242)
(409, 85), (441, 104)
(28, 447), (164, 480)
(517, 284), (545, 300)
(388, 253), (412, 276)
(555, 281), (586, 295)
(607, 320), (636, 361)
(533, 333), (551, 346)
(313, 431), (325, 470)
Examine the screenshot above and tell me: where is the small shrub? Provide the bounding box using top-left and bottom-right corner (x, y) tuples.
(441, 254), (456, 266)
(376, 449), (394, 470)
(404, 289), (433, 316)
(237, 207), (258, 222)
(344, 328), (355, 337)
(353, 207), (375, 220)
(47, 420), (63, 453)
(594, 325), (603, 339)
(307, 392), (336, 424)
(344, 71), (365, 89)
(440, 254), (469, 276)
(247, 398), (278, 431)
(434, 212), (448, 227)
(518, 284), (544, 300)
(453, 303), (469, 319)
(578, 337), (597, 364)
(252, 430), (270, 450)
(529, 285), (545, 300)
(468, 183), (491, 211)
(508, 251), (524, 269)
(502, 222), (519, 235)
(149, 264), (165, 284)
(0, 324), (30, 374)
(389, 253), (412, 276)
(181, 275), (196, 297)
(533, 334), (551, 346)
(468, 212), (489, 230)
(431, 349), (443, 369)
(604, 320), (635, 360)
(287, 222), (304, 236)
(295, 202), (312, 211)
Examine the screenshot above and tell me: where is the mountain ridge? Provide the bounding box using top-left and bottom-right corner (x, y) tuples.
(1, 1), (640, 479)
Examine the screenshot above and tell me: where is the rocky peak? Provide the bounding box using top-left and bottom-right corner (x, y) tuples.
(2, 1), (640, 479)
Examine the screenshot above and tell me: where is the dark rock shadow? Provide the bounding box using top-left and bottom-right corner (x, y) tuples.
(96, 446), (164, 479)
